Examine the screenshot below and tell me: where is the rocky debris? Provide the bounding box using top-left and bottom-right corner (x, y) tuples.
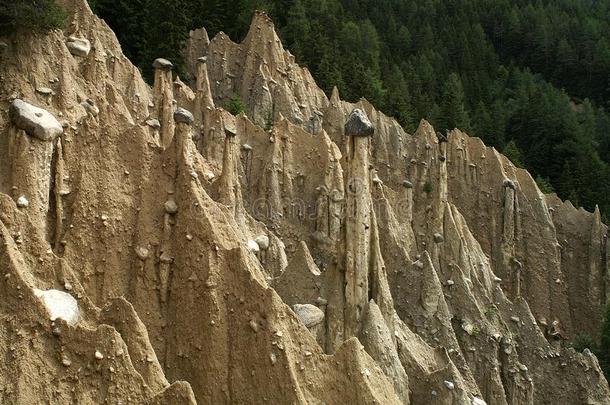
(345, 108), (374, 137)
(9, 99), (63, 141)
(174, 108), (194, 125)
(33, 289), (80, 325)
(402, 180), (413, 188)
(292, 304), (324, 327)
(65, 36), (91, 57)
(152, 58), (174, 70)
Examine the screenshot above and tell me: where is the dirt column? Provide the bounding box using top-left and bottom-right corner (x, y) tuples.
(344, 108), (374, 338)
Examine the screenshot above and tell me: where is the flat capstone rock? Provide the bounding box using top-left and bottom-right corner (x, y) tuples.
(173, 108), (194, 125)
(152, 58), (174, 70)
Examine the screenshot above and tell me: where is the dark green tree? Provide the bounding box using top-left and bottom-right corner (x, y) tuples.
(0, 0), (66, 35)
(439, 73), (470, 132)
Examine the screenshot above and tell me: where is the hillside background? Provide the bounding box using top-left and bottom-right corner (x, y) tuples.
(88, 0), (610, 220)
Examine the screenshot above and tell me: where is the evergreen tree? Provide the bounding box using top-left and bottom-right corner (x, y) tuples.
(0, 0), (66, 35)
(439, 73), (470, 132)
(502, 140), (524, 168)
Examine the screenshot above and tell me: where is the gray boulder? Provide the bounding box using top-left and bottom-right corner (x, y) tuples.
(174, 108), (194, 125)
(292, 304), (324, 328)
(9, 99), (63, 141)
(66, 36), (91, 57)
(146, 118), (161, 129)
(345, 108), (374, 137)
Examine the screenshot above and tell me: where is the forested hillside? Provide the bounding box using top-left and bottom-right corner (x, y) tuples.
(90, 0), (610, 219)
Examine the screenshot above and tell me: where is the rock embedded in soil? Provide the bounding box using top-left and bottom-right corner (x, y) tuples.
(292, 304), (324, 328)
(9, 99), (63, 141)
(66, 36), (91, 57)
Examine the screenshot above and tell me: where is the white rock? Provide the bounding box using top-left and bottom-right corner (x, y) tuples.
(66, 36), (91, 57)
(443, 380), (454, 390)
(247, 239), (260, 252)
(94, 350), (104, 360)
(135, 246), (149, 260)
(16, 196), (29, 208)
(33, 289), (80, 326)
(9, 99), (63, 141)
(462, 321), (474, 335)
(254, 235), (270, 250)
(292, 304), (324, 328)
(472, 397), (487, 405)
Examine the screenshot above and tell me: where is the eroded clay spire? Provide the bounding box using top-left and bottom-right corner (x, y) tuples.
(344, 108), (374, 338)
(152, 58), (175, 149)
